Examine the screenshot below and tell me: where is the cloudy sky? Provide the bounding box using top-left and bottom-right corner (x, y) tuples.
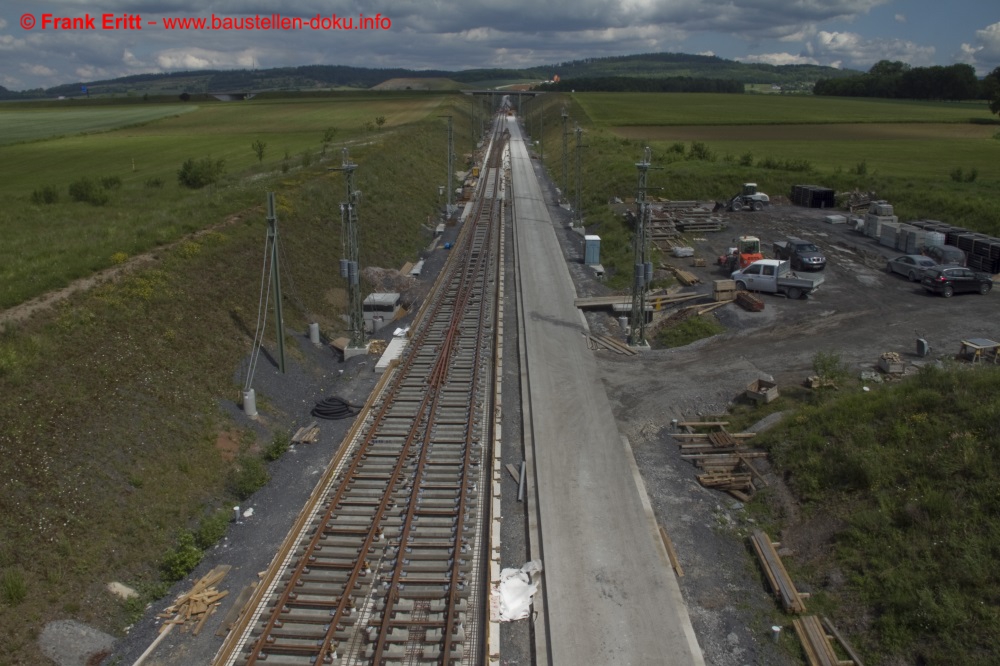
(2, 0), (998, 91)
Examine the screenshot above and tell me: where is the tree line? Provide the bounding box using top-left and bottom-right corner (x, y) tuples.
(539, 76), (744, 94)
(814, 61), (1000, 106)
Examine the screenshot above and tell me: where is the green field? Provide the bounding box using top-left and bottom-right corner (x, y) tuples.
(0, 94), (450, 308)
(574, 92), (998, 126)
(0, 105), (198, 145)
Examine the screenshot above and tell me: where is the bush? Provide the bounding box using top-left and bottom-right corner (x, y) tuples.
(686, 141), (715, 162)
(194, 509), (231, 549)
(228, 455), (269, 500)
(99, 175), (122, 190)
(739, 151), (754, 167)
(1, 568), (27, 605)
(264, 431), (291, 461)
(177, 157), (225, 189)
(30, 185), (59, 204)
(812, 350), (849, 380)
(160, 531), (202, 582)
(950, 167), (978, 183)
(666, 142), (685, 154)
(68, 177), (110, 205)
(757, 156), (813, 172)
(144, 177), (164, 188)
(851, 159), (868, 176)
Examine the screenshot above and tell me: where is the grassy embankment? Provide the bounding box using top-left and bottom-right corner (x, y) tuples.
(525, 91), (1000, 664)
(0, 91), (484, 663)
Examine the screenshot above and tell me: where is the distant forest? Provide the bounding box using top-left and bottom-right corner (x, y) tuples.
(541, 76), (743, 93)
(814, 61), (992, 100)
(0, 51), (850, 99)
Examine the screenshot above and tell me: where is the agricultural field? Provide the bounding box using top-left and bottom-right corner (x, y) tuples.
(0, 93), (449, 309)
(0, 105), (198, 145)
(574, 92), (997, 126)
(0, 91), (480, 664)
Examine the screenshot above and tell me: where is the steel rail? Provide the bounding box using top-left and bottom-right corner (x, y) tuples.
(219, 124), (509, 666)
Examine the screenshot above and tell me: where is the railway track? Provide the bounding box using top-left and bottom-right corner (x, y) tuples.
(214, 126), (510, 666)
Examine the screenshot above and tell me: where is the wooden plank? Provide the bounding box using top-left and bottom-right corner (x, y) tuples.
(658, 525), (684, 577)
(821, 616), (864, 666)
(751, 529), (807, 613)
(505, 463), (520, 482)
(793, 616), (842, 666)
(739, 455), (769, 487)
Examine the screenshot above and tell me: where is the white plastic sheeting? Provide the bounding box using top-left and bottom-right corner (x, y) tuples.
(494, 560), (543, 621)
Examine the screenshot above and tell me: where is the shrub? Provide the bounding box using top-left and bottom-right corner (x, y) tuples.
(30, 185), (59, 204)
(264, 431), (291, 462)
(228, 455), (269, 500)
(144, 177), (164, 188)
(739, 151), (754, 167)
(194, 509), (231, 549)
(301, 150), (312, 168)
(951, 167), (978, 183)
(68, 177), (110, 205)
(666, 142), (685, 154)
(1, 568), (27, 605)
(686, 141), (715, 161)
(813, 350), (849, 381)
(851, 159), (868, 176)
(177, 157), (225, 189)
(758, 156), (813, 172)
(111, 252), (129, 265)
(99, 175), (122, 190)
(160, 531), (202, 582)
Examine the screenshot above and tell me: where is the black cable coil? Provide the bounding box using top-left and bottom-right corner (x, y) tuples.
(310, 396), (361, 420)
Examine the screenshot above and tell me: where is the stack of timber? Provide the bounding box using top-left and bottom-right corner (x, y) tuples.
(736, 291), (765, 311)
(587, 334), (638, 356)
(792, 616), (864, 666)
(749, 530), (807, 613)
(158, 565), (231, 635)
(292, 421), (320, 444)
(661, 263), (701, 286)
(674, 422), (766, 501)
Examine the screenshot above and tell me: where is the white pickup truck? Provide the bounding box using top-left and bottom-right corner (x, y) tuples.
(731, 259), (824, 299)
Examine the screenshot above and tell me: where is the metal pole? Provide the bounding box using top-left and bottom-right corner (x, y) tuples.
(574, 124), (585, 227)
(266, 192), (286, 372)
(338, 149), (365, 349)
(561, 108), (569, 202)
(630, 147), (652, 347)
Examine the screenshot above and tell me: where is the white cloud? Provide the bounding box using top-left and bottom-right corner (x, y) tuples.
(0, 18), (7, 29)
(894, 14), (906, 23)
(737, 53), (819, 66)
(155, 47), (255, 71)
(23, 63), (56, 76)
(956, 22), (1000, 74)
(813, 30), (935, 69)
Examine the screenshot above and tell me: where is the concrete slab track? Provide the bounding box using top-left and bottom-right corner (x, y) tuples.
(507, 117), (705, 666)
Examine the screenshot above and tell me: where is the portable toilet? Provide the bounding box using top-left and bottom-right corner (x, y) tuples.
(584, 235), (601, 265)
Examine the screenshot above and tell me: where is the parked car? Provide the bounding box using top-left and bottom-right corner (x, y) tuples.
(773, 237), (826, 271)
(924, 244), (966, 267)
(886, 254), (937, 281)
(921, 264), (993, 297)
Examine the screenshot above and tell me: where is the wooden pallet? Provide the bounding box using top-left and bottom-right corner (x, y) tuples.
(292, 421), (320, 444)
(750, 529), (808, 613)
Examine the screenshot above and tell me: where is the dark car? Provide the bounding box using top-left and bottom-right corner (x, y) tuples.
(921, 264), (993, 297)
(886, 254), (937, 281)
(924, 244), (966, 267)
(773, 236), (826, 271)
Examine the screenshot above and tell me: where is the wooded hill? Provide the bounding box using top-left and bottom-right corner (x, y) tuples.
(2, 52), (856, 99)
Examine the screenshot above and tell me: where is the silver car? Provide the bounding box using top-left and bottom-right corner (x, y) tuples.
(886, 254), (937, 281)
